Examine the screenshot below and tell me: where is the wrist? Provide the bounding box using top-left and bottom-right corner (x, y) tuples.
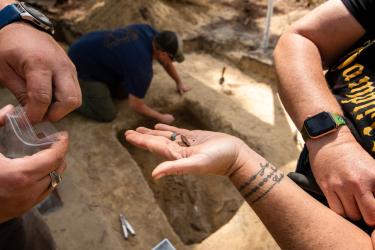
(1, 20), (32, 31)
(229, 143), (260, 181)
(229, 148), (274, 191)
(306, 125), (357, 155)
(0, 21), (49, 42)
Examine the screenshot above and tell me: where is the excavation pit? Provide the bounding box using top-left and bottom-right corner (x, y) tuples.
(119, 108), (244, 245)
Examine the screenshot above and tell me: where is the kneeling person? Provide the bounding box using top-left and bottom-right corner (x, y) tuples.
(68, 24), (190, 123)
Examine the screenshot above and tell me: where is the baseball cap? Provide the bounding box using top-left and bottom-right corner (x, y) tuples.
(155, 31), (185, 63)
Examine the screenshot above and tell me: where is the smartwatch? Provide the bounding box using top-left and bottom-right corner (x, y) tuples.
(301, 111), (346, 141)
(0, 2), (54, 34)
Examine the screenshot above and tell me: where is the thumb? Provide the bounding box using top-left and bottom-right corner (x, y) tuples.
(0, 105), (14, 126)
(152, 154), (207, 179)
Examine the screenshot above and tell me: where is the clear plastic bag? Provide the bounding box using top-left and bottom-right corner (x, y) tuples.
(0, 106), (58, 158)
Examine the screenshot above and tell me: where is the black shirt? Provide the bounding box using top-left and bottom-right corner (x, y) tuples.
(324, 0), (375, 158)
(342, 0), (375, 35)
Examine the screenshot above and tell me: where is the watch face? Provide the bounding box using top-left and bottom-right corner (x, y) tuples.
(304, 112), (337, 138)
(21, 3), (52, 27)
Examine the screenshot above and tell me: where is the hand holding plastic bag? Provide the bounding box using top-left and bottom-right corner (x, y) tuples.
(0, 105), (68, 222)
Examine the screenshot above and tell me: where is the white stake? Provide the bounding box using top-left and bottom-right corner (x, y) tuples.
(261, 0), (274, 51)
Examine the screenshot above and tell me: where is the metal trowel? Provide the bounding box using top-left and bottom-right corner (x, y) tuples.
(219, 66), (226, 85)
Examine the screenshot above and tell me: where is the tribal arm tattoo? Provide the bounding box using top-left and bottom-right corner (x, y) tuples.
(237, 162), (284, 204)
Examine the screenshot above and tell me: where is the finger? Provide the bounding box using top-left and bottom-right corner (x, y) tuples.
(34, 174), (53, 204)
(16, 173), (52, 213)
(126, 130), (171, 149)
(55, 160), (67, 175)
(2, 63), (28, 104)
(136, 127), (176, 139)
(125, 131), (180, 159)
(35, 159), (66, 202)
(152, 154), (207, 179)
(24, 67), (53, 123)
(47, 159), (67, 179)
(0, 105), (14, 126)
(47, 67), (81, 121)
(356, 192), (375, 226)
(336, 191), (361, 221)
(154, 123), (190, 135)
(15, 132), (69, 180)
(124, 129), (137, 137)
(324, 190), (346, 217)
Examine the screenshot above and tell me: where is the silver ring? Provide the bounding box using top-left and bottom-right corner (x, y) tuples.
(49, 171), (62, 189)
(170, 132), (178, 141)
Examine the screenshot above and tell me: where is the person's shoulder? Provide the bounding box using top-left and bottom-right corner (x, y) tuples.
(128, 24), (158, 34)
(68, 30), (112, 54)
(74, 30), (111, 43)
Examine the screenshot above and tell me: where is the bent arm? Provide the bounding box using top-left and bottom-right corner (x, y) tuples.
(274, 0), (365, 130)
(273, 0), (375, 223)
(230, 151), (373, 250)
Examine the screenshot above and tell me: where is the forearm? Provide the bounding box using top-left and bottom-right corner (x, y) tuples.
(163, 63), (182, 85)
(274, 32), (342, 130)
(130, 101), (164, 121)
(229, 149), (372, 250)
(274, 32), (361, 155)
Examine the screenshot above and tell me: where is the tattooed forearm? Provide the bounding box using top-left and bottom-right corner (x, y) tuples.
(243, 166), (277, 198)
(238, 162), (284, 203)
(238, 162), (269, 191)
(251, 173), (284, 203)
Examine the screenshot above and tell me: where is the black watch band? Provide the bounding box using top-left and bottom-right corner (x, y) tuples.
(301, 112), (346, 141)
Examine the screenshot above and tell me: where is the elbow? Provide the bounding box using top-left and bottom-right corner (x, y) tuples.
(273, 33), (284, 60)
(273, 30), (293, 89)
(273, 27), (297, 61)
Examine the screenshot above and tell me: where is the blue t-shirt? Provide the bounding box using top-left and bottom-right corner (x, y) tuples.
(68, 24), (158, 98)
